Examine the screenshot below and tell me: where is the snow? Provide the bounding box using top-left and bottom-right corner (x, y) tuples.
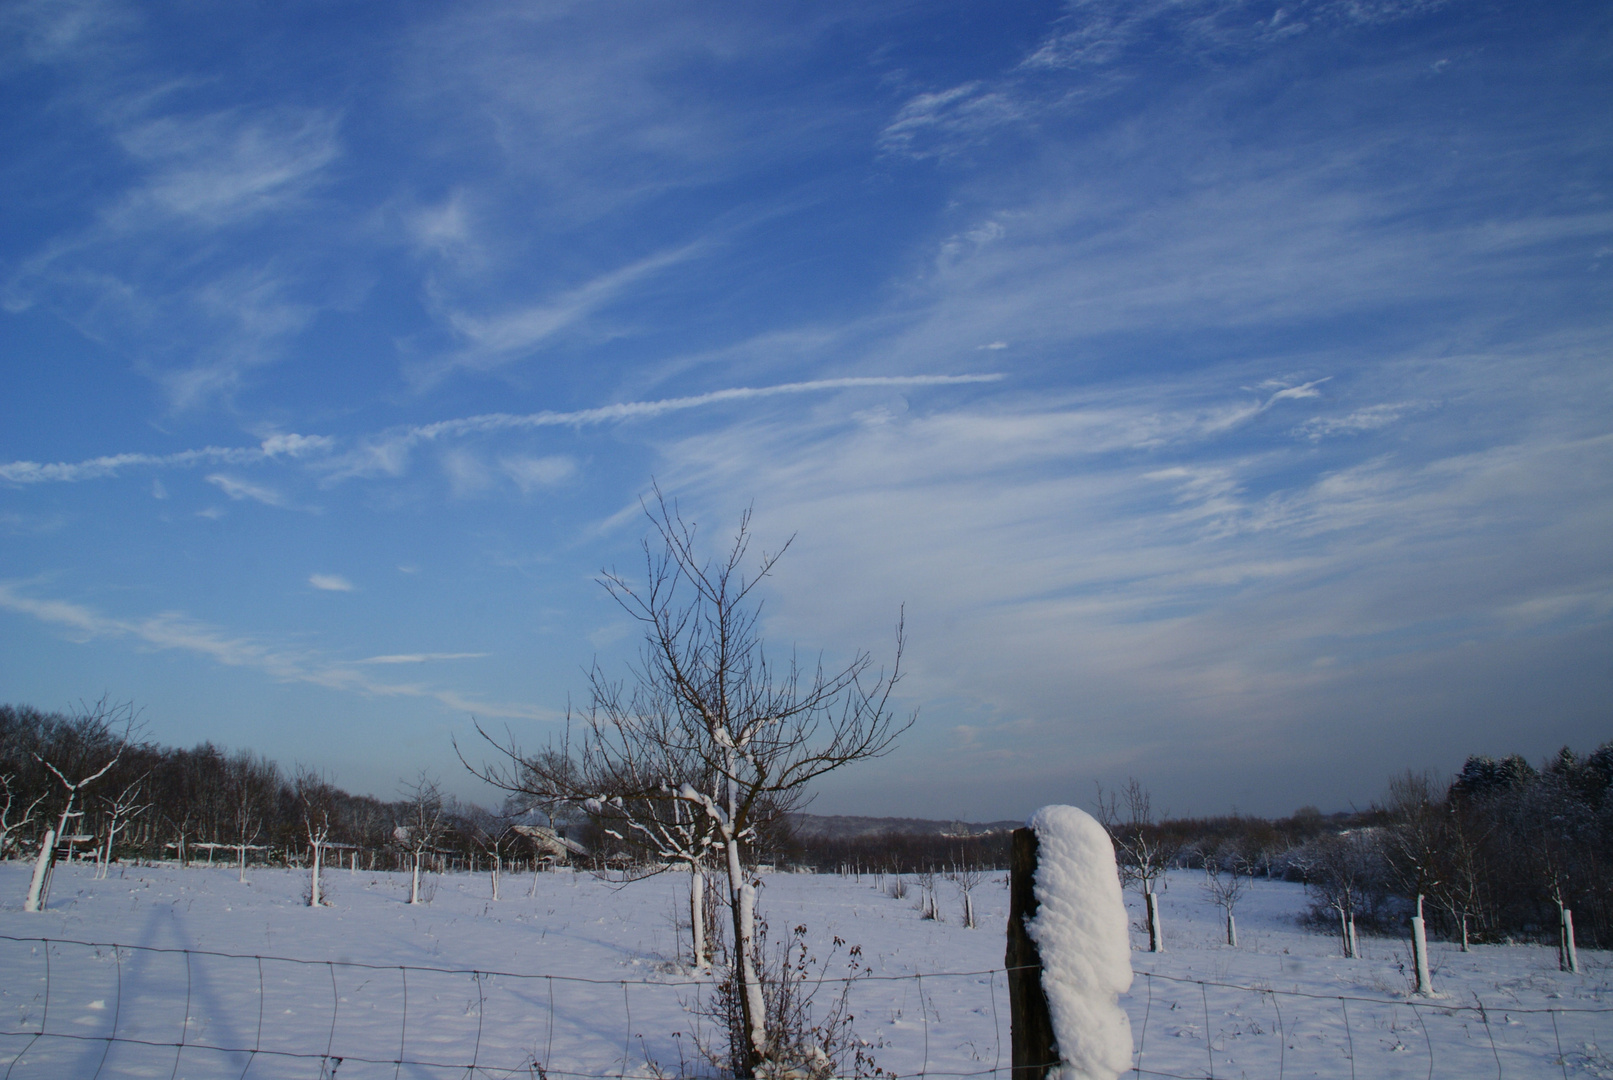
(1025, 806), (1133, 1080)
(0, 859), (1607, 1079)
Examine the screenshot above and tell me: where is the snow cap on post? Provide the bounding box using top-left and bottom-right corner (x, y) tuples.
(1025, 805), (1134, 1080)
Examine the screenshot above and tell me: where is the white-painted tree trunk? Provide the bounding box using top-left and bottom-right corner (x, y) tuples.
(1145, 891), (1163, 952)
(689, 865), (707, 969)
(23, 828), (56, 912)
(723, 830), (766, 1068)
(1411, 894), (1432, 994)
(1338, 907), (1353, 957)
(1459, 913), (1469, 952)
(410, 854), (422, 904)
(1561, 906), (1580, 974)
(1226, 911), (1238, 948)
(490, 854), (501, 901)
(963, 891), (975, 930)
(1347, 914), (1359, 959)
(309, 841), (324, 907)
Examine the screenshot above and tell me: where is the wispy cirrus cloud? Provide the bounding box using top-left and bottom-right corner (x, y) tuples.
(308, 573), (355, 592)
(415, 241), (710, 386)
(0, 432), (331, 485)
(356, 652), (488, 664)
(881, 0), (1454, 159)
(0, 375), (1004, 486)
(0, 582), (542, 719)
(206, 473), (291, 508)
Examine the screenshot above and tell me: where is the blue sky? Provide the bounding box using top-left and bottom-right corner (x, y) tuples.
(2, 0), (1609, 819)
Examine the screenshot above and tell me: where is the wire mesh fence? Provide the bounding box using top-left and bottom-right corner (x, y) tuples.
(0, 935), (1606, 1079)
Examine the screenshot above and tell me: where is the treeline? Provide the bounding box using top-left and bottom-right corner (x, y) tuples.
(0, 701), (575, 872)
(5, 700), (1609, 948)
(781, 745), (1613, 952)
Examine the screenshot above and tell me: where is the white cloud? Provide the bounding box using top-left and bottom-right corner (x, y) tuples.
(0, 375), (1005, 488)
(111, 108), (340, 228)
(441, 448), (493, 498)
(417, 240), (710, 384)
(501, 454), (576, 492)
(638, 350), (1613, 810)
(309, 573), (355, 592)
(206, 473), (288, 507)
(0, 582), (544, 719)
(1293, 402), (1426, 441)
(355, 652), (488, 664)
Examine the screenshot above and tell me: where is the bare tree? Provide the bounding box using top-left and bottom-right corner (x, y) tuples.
(1200, 844), (1249, 947)
(466, 491), (911, 1076)
(1097, 778), (1179, 952)
(96, 772), (151, 879)
(461, 802), (514, 901)
(1301, 830), (1381, 959)
(0, 773), (47, 859)
(397, 773), (444, 905)
(946, 862), (984, 929)
(226, 751), (278, 882)
(295, 768), (336, 908)
(1383, 771), (1443, 991)
(25, 698), (137, 912)
(1431, 811), (1486, 951)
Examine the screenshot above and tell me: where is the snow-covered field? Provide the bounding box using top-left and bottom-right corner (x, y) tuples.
(1, 860), (1608, 1078)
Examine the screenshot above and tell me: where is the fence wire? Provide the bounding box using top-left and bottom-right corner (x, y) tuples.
(0, 935), (1606, 1079)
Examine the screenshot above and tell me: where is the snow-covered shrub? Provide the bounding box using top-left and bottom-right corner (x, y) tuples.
(694, 917), (881, 1080)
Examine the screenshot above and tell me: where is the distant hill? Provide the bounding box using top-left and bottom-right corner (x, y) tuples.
(786, 813), (1023, 840)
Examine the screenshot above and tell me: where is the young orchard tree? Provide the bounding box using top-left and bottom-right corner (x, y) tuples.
(1097, 778), (1179, 952)
(225, 751), (278, 882)
(25, 698), (138, 912)
(1431, 811), (1486, 951)
(1200, 844), (1249, 947)
(295, 768), (337, 908)
(397, 773), (444, 905)
(0, 773), (47, 859)
(1383, 770), (1443, 991)
(461, 802), (514, 901)
(467, 491), (912, 1077)
(96, 772), (151, 879)
(946, 846), (985, 930)
(1301, 830), (1380, 959)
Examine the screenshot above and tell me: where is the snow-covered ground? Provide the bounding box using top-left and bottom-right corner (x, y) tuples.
(1, 860), (1607, 1078)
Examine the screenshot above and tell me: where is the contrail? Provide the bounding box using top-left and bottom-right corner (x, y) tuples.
(0, 374), (1004, 484)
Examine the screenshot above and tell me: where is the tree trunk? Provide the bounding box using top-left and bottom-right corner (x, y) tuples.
(1411, 894), (1431, 994)
(410, 854), (422, 904)
(309, 842), (323, 907)
(725, 835), (766, 1073)
(1145, 891), (1163, 953)
(964, 891), (976, 930)
(491, 853), (501, 901)
(690, 865), (707, 969)
(1459, 912), (1469, 952)
(1338, 906), (1351, 957)
(1347, 913), (1359, 959)
(1561, 906), (1580, 974)
(24, 828), (56, 912)
(1226, 910), (1237, 948)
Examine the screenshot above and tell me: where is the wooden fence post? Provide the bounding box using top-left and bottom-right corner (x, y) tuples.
(1007, 826), (1058, 1080)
